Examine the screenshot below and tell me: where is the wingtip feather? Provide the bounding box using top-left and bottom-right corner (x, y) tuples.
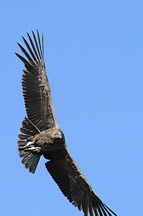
(15, 52), (29, 65)
(16, 31), (44, 66)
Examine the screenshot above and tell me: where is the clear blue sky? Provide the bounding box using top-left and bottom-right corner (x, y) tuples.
(0, 1), (142, 215)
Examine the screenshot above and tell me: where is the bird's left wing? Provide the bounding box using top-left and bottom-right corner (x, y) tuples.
(45, 152), (118, 216)
(16, 31), (57, 131)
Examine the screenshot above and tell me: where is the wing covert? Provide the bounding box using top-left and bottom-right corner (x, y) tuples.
(16, 31), (56, 131)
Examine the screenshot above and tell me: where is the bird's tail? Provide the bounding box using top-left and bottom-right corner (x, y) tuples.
(18, 118), (41, 173)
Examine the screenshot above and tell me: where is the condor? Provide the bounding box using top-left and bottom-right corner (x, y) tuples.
(16, 31), (118, 216)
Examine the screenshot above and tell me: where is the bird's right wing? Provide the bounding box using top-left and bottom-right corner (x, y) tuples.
(45, 152), (118, 216)
(16, 31), (57, 173)
(16, 31), (57, 132)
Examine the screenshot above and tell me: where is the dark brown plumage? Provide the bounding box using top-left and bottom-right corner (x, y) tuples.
(16, 31), (118, 216)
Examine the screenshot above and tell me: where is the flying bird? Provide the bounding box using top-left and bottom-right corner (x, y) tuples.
(16, 31), (118, 216)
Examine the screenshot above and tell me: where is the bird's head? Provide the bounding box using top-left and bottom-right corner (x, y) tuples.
(51, 129), (63, 139)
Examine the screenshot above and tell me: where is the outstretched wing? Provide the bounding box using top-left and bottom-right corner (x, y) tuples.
(16, 31), (56, 131)
(46, 152), (118, 216)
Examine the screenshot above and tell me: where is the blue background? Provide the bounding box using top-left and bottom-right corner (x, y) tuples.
(0, 1), (142, 215)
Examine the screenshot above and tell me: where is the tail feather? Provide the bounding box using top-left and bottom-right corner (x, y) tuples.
(18, 118), (41, 173)
(22, 152), (40, 173)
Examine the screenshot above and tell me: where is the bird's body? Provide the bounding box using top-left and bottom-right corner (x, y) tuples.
(16, 31), (118, 216)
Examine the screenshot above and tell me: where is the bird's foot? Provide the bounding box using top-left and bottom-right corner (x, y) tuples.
(24, 146), (41, 153)
(19, 140), (41, 153)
